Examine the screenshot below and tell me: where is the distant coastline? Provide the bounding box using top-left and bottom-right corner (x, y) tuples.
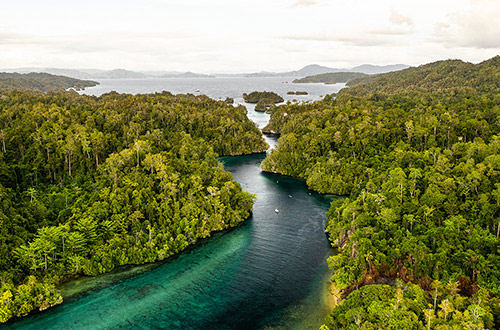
(0, 63), (410, 81)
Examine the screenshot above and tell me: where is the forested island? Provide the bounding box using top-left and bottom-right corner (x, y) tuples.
(263, 56), (500, 329)
(0, 90), (267, 323)
(243, 91), (284, 112)
(242, 91), (284, 104)
(0, 72), (98, 92)
(292, 72), (368, 84)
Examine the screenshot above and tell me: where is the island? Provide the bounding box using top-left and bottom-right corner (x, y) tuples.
(161, 71), (215, 78)
(243, 91), (284, 112)
(254, 99), (268, 111)
(0, 72), (99, 92)
(242, 91), (284, 104)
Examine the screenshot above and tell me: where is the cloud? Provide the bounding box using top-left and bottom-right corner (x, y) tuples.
(290, 0), (324, 8)
(0, 32), (45, 45)
(433, 0), (500, 49)
(0, 31), (196, 54)
(1, 0), (498, 72)
(281, 33), (393, 46)
(370, 27), (413, 36)
(389, 11), (413, 26)
(280, 26), (413, 47)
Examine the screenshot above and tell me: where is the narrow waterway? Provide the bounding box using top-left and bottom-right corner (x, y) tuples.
(6, 103), (337, 330)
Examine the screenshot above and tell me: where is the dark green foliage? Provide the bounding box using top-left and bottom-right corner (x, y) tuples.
(325, 283), (425, 330)
(324, 281), (497, 330)
(0, 90), (266, 322)
(0, 72), (98, 92)
(254, 99), (268, 111)
(262, 56), (500, 329)
(242, 91), (284, 104)
(293, 72), (368, 84)
(343, 56), (500, 95)
(345, 74), (378, 87)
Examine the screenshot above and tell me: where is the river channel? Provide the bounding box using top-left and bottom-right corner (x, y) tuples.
(6, 80), (341, 329)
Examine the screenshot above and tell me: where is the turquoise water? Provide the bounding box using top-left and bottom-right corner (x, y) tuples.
(5, 80), (343, 329)
(5, 152), (337, 329)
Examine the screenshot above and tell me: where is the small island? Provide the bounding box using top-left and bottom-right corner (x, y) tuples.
(243, 91), (284, 103)
(287, 91), (308, 95)
(243, 91), (284, 112)
(254, 99), (268, 111)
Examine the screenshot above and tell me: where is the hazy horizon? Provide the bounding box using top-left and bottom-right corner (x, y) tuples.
(2, 0), (500, 73)
(0, 63), (412, 75)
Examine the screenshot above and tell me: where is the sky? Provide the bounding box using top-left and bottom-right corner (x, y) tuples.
(1, 0), (500, 73)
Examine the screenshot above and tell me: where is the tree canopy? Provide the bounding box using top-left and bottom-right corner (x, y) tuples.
(293, 72), (368, 84)
(0, 90), (266, 323)
(262, 56), (500, 329)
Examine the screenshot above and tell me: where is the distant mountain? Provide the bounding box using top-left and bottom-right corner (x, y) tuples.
(243, 71), (280, 78)
(293, 72), (368, 84)
(350, 64), (410, 75)
(0, 63), (411, 80)
(0, 72), (98, 92)
(243, 65), (338, 78)
(1, 68), (94, 79)
(162, 71), (215, 78)
(0, 68), (143, 79)
(242, 63), (410, 78)
(291, 64), (342, 77)
(42, 68), (93, 79)
(140, 70), (183, 77)
(93, 69), (147, 79)
(0, 68), (219, 79)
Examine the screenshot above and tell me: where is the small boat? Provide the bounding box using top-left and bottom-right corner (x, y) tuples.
(288, 195), (292, 198)
(275, 208), (279, 213)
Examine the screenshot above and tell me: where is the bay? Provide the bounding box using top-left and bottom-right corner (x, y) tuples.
(6, 78), (344, 329)
(80, 77), (342, 102)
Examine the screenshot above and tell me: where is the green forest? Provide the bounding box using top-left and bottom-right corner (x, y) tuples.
(0, 72), (98, 92)
(293, 72), (368, 84)
(263, 56), (500, 329)
(0, 90), (267, 323)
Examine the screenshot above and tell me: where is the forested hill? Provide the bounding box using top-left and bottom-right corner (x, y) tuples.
(292, 72), (368, 84)
(0, 90), (267, 323)
(0, 72), (98, 92)
(344, 56), (500, 95)
(262, 56), (500, 329)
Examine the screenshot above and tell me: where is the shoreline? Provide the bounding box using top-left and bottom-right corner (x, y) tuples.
(60, 216), (251, 300)
(4, 211), (253, 326)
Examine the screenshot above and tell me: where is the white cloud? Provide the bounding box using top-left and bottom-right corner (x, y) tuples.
(281, 32), (399, 47)
(0, 0), (499, 72)
(290, 0), (324, 7)
(433, 0), (500, 48)
(390, 11), (413, 26)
